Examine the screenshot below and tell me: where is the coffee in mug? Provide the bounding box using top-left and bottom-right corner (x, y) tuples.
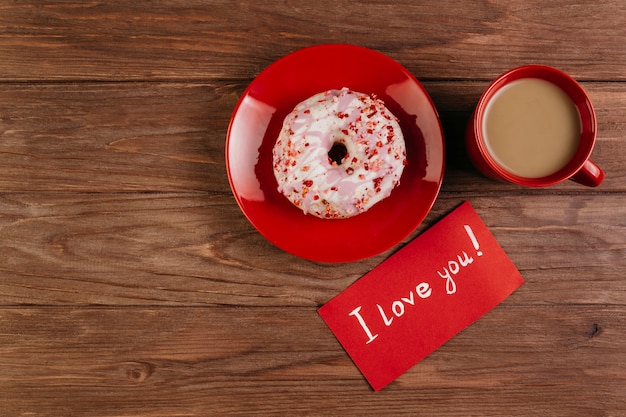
(483, 78), (581, 178)
(466, 65), (604, 187)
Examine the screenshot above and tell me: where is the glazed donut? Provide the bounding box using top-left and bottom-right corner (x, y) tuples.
(272, 88), (407, 219)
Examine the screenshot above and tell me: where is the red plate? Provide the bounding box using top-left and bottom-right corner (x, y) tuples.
(226, 44), (445, 262)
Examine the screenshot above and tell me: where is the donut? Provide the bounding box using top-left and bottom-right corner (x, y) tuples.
(272, 87), (407, 219)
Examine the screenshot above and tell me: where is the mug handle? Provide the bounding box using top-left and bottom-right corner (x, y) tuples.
(570, 160), (605, 187)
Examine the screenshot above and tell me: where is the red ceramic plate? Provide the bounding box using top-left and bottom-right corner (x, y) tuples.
(226, 44), (445, 263)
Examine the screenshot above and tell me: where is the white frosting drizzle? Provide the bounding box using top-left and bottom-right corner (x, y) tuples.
(272, 88), (407, 219)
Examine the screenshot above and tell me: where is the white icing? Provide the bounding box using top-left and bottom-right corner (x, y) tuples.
(272, 88), (407, 219)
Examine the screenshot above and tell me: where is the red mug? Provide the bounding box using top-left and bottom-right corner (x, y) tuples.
(465, 65), (604, 187)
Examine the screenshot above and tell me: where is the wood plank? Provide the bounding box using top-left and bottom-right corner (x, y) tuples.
(0, 305), (624, 416)
(1, 193), (624, 307)
(0, 81), (624, 193)
(0, 82), (238, 193)
(0, 1), (624, 81)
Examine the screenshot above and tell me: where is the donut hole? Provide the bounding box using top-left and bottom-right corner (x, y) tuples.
(328, 142), (348, 165)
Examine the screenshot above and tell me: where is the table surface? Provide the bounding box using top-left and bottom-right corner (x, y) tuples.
(1, 1), (625, 416)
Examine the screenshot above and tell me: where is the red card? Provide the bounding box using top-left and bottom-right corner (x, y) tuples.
(318, 201), (524, 391)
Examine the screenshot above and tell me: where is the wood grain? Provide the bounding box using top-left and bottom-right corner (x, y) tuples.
(0, 81), (624, 193)
(0, 82), (238, 193)
(0, 1), (624, 82)
(0, 306), (624, 416)
(1, 193), (624, 307)
(1, 1), (625, 415)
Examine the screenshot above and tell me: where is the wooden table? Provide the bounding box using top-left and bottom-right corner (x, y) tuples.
(1, 1), (624, 416)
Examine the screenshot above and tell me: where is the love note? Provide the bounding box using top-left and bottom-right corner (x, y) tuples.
(318, 201), (524, 391)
